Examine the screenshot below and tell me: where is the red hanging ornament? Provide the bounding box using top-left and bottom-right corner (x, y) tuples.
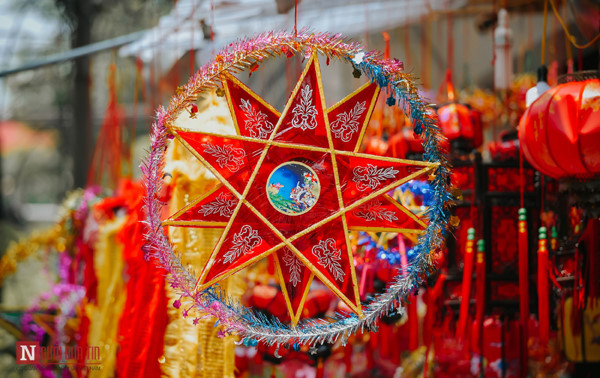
(436, 69), (483, 151)
(518, 208), (530, 376)
(88, 63), (125, 187)
(537, 227), (550, 346)
(456, 228), (475, 341)
(407, 296), (419, 351)
(518, 79), (600, 179)
(474, 240), (486, 348)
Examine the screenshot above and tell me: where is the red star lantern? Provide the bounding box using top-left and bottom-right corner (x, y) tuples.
(164, 51), (436, 325)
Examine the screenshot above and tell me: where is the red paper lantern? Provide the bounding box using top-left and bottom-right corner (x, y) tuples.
(518, 79), (600, 179)
(386, 128), (424, 159)
(437, 103), (483, 149)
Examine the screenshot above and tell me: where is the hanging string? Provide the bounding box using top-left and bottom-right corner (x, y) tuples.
(549, 0), (557, 62)
(446, 13), (455, 102)
(88, 60), (123, 188)
(447, 13), (454, 75)
(294, 0), (298, 37)
(190, 0), (195, 76)
(491, 0), (497, 142)
(540, 173), (545, 219)
(403, 4), (412, 71)
(129, 56), (145, 176)
(541, 0), (548, 66)
(563, 2), (573, 73)
(363, 0), (370, 47)
(210, 0), (215, 41)
(549, 0), (600, 49)
(153, 0), (162, 107)
(382, 31), (390, 60)
(519, 138), (524, 209)
(420, 15), (432, 89)
(172, 0), (179, 88)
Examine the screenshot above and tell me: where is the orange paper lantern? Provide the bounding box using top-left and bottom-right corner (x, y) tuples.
(518, 79), (600, 179)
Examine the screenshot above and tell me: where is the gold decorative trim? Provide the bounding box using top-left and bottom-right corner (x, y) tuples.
(382, 193), (428, 229)
(162, 220), (229, 228)
(273, 253), (315, 327)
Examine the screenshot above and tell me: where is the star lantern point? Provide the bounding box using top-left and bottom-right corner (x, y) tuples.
(164, 51), (436, 325)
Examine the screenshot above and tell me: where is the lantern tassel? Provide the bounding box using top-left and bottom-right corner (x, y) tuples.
(538, 227), (550, 346)
(408, 297), (419, 351)
(473, 239), (486, 353)
(457, 228), (476, 341)
(518, 208), (529, 375)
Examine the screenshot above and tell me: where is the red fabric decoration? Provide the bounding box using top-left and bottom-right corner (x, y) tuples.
(408, 296), (419, 351)
(474, 247), (486, 352)
(518, 208), (529, 376)
(538, 228), (550, 346)
(518, 79), (600, 179)
(456, 228), (475, 341)
(482, 317), (503, 378)
(423, 273), (446, 348)
(379, 322), (392, 359)
(504, 320), (522, 378)
(109, 180), (168, 378)
(582, 219), (600, 308)
(88, 63), (126, 188)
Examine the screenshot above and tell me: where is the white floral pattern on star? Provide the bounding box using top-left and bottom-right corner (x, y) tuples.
(199, 192), (236, 217)
(330, 101), (366, 142)
(282, 249), (303, 287)
(223, 225), (262, 264)
(202, 142), (246, 172)
(290, 84), (318, 131)
(352, 164), (399, 191)
(312, 238), (345, 282)
(353, 201), (398, 222)
(239, 98), (275, 139)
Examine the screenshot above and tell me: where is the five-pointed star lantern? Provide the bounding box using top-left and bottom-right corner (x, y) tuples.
(164, 51), (437, 325)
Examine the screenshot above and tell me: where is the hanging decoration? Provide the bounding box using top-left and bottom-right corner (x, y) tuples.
(456, 227), (475, 341)
(518, 207), (530, 373)
(518, 79), (600, 180)
(142, 31), (452, 347)
(494, 9), (514, 91)
(538, 226), (550, 346)
(437, 69), (483, 152)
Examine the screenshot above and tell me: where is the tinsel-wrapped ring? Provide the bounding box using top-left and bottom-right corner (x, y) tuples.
(142, 31), (452, 348)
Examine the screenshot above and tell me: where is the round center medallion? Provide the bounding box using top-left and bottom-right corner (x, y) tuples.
(266, 161), (320, 216)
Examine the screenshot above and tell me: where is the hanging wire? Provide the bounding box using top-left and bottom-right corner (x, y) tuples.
(541, 0), (548, 66)
(190, 0), (196, 76)
(549, 0), (600, 50)
(294, 0), (298, 37)
(210, 0), (215, 42)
